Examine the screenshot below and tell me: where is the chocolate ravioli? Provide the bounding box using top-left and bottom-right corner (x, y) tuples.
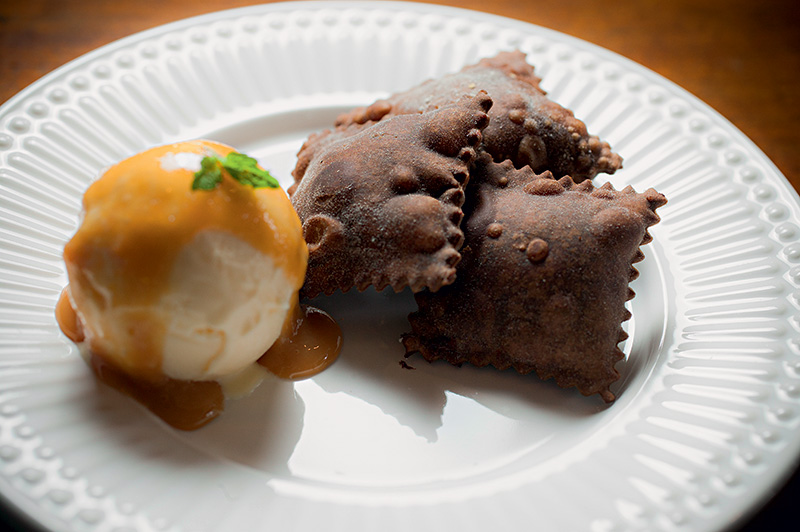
(334, 50), (622, 182)
(402, 154), (666, 402)
(289, 92), (492, 297)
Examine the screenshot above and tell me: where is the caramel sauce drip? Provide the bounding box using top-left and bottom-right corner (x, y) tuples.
(56, 286), (220, 430)
(57, 287), (341, 430)
(258, 302), (342, 380)
(90, 353), (224, 431)
(56, 288), (83, 343)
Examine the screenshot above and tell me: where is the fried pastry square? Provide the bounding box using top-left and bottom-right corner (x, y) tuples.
(335, 50), (622, 182)
(402, 155), (666, 401)
(290, 93), (492, 297)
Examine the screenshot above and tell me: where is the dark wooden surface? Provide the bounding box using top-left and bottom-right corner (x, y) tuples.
(1, 1), (799, 531)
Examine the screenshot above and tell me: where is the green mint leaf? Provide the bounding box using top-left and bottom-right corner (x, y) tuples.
(191, 150), (279, 191)
(191, 156), (223, 190)
(221, 152), (280, 189)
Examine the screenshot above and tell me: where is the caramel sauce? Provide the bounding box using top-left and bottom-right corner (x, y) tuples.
(90, 353), (224, 431)
(57, 287), (220, 430)
(258, 302), (342, 380)
(55, 288), (83, 343)
(57, 287), (341, 430)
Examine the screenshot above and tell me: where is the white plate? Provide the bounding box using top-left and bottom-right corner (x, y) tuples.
(1, 2), (800, 531)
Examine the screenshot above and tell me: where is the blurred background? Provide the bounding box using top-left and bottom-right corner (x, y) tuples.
(1, 0), (799, 531)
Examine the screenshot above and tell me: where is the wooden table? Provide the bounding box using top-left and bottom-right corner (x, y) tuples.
(1, 1), (798, 531)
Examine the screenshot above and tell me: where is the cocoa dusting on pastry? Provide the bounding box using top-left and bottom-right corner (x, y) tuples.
(402, 154), (666, 402)
(289, 92), (492, 298)
(290, 51), (665, 403)
(333, 50), (621, 182)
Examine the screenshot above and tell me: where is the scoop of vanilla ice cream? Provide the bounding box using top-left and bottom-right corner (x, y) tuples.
(63, 140), (307, 385)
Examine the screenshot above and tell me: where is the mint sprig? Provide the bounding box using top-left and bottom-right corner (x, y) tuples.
(192, 151), (280, 190)
(192, 155), (223, 190)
